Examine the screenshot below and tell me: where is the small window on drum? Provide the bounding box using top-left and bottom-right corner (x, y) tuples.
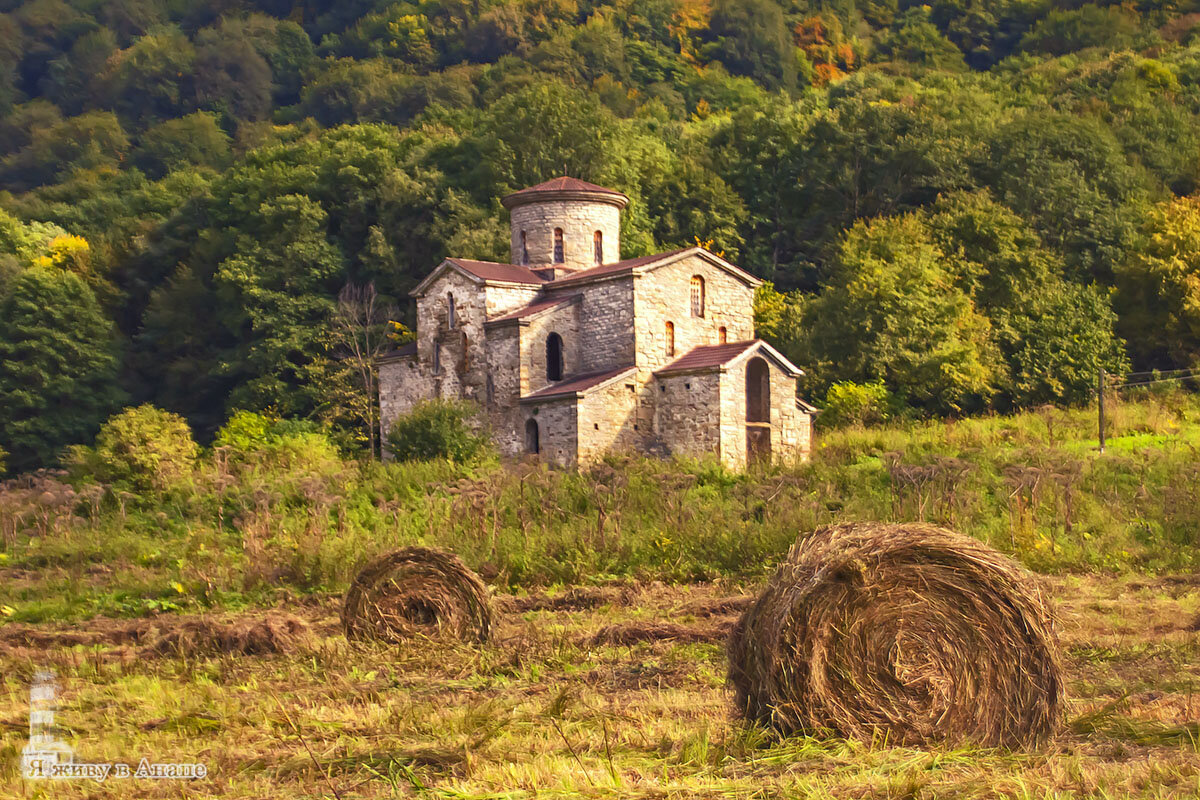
(553, 228), (564, 264)
(520, 230), (529, 265)
(593, 230), (603, 264)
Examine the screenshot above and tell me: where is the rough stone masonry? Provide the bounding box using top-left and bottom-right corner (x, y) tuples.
(379, 176), (814, 469)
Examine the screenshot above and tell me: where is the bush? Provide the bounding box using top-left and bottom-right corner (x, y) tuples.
(386, 400), (489, 463)
(213, 410), (341, 473)
(821, 381), (894, 428)
(69, 405), (198, 492)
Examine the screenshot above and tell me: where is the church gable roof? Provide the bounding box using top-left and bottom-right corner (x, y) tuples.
(519, 365), (637, 403)
(550, 247), (762, 288)
(486, 294), (581, 325)
(656, 340), (804, 378)
(410, 258), (547, 296)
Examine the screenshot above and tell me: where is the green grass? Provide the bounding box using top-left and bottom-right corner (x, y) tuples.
(4, 390), (1200, 623)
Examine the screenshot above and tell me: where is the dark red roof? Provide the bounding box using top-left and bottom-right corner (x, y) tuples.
(521, 366), (635, 401)
(655, 341), (758, 375)
(551, 249), (689, 285)
(507, 176), (625, 197)
(379, 341), (417, 361)
(487, 294), (580, 324)
(446, 258), (547, 286)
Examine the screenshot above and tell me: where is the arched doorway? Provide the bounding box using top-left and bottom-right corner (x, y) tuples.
(746, 357), (771, 464)
(546, 333), (564, 381)
(525, 419), (540, 455)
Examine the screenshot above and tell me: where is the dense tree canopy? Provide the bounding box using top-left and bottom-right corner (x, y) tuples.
(2, 0), (1200, 468)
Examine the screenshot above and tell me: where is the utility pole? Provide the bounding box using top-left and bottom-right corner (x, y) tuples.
(1098, 368), (1106, 453)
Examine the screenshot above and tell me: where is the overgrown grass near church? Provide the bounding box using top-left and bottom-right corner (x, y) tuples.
(3, 389), (1200, 623)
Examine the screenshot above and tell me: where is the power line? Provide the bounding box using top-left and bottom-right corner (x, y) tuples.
(1121, 367), (1200, 378)
(1109, 373), (1200, 390)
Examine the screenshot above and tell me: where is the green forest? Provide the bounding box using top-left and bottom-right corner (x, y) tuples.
(2, 0), (1200, 473)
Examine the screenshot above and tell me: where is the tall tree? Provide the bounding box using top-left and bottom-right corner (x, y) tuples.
(0, 267), (126, 472)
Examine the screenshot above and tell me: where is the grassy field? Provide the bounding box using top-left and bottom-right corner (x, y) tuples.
(1, 575), (1199, 798)
(2, 390), (1200, 796)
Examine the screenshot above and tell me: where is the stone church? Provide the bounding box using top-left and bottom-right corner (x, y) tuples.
(378, 177), (814, 469)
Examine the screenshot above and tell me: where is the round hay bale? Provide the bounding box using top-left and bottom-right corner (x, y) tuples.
(342, 547), (493, 644)
(728, 522), (1063, 747)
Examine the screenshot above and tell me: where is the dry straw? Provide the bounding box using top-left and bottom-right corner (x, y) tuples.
(728, 522), (1064, 748)
(342, 546), (493, 644)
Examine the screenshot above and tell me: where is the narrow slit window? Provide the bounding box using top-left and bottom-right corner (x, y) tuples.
(690, 276), (705, 317)
(447, 294), (456, 329)
(593, 230), (603, 264)
(665, 321), (675, 358)
(719, 326), (727, 344)
(520, 230), (529, 265)
(553, 228), (564, 264)
(546, 332), (564, 381)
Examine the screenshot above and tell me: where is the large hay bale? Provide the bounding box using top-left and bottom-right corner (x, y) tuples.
(342, 547), (493, 644)
(728, 522), (1063, 747)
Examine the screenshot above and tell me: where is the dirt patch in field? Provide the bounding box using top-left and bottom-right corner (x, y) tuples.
(588, 620), (734, 646)
(0, 611), (312, 658)
(501, 584), (636, 613)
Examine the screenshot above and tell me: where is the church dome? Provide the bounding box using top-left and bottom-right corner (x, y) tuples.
(501, 177), (628, 271)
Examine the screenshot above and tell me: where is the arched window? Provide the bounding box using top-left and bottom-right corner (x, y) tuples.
(553, 228), (564, 264)
(665, 321), (675, 358)
(546, 332), (564, 381)
(690, 276), (705, 317)
(719, 326), (727, 344)
(525, 419), (540, 455)
(447, 294), (456, 329)
(746, 357), (770, 423)
(432, 339), (441, 374)
(520, 230), (529, 265)
(593, 230), (603, 264)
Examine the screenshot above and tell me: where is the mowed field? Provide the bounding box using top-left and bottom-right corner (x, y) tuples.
(2, 574), (1199, 799)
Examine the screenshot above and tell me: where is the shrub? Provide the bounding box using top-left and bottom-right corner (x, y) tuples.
(69, 405), (198, 492)
(213, 410), (341, 473)
(386, 400), (489, 463)
(821, 380), (894, 428)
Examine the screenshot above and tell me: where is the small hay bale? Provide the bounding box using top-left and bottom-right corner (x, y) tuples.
(728, 522), (1063, 748)
(342, 547), (493, 644)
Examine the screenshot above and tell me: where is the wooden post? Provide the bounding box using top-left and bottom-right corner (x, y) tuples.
(1098, 368), (1106, 453)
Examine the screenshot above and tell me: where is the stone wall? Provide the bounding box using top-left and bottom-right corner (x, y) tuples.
(509, 199), (621, 271)
(719, 354), (812, 469)
(483, 324), (522, 456)
(654, 372), (721, 459)
(577, 375), (643, 461)
(632, 253), (756, 373)
(521, 302), (581, 395)
(522, 399), (578, 468)
(485, 284), (544, 318)
(378, 355), (431, 444)
(550, 277), (636, 374)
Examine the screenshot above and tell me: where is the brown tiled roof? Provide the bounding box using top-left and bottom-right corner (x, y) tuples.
(445, 258), (548, 285)
(506, 176), (626, 198)
(521, 366), (636, 402)
(551, 249), (690, 285)
(655, 341), (758, 375)
(378, 341), (417, 361)
(487, 294), (580, 324)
